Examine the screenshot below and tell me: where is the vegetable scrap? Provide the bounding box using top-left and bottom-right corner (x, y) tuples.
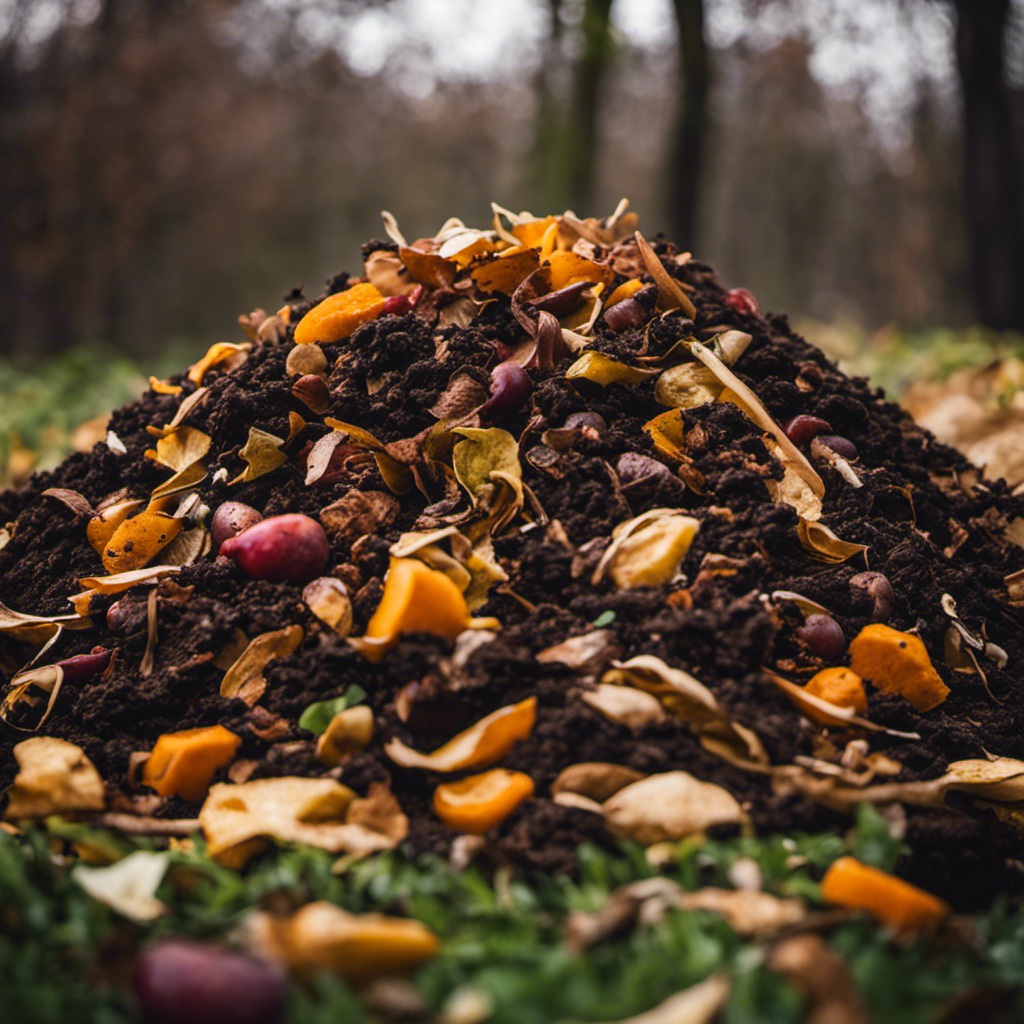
(3, 200), (1024, 1019)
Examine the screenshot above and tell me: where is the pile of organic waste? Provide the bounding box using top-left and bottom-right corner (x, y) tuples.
(3, 202), (1024, 1024)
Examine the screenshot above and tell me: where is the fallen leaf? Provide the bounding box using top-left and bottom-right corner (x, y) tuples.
(145, 426), (211, 472)
(42, 488), (93, 517)
(592, 509), (700, 589)
(634, 230), (696, 317)
(4, 737), (105, 819)
(582, 683), (666, 729)
(565, 351), (659, 386)
(188, 342), (248, 385)
(303, 577), (353, 637)
(100, 510), (183, 574)
(603, 771), (743, 843)
(536, 630), (619, 673)
(320, 489), (399, 543)
(452, 427), (524, 533)
(145, 387), (209, 439)
(469, 247), (541, 295)
(76, 565), (181, 594)
(72, 851), (169, 922)
(220, 626), (304, 698)
(797, 519), (869, 564)
(230, 427), (287, 485)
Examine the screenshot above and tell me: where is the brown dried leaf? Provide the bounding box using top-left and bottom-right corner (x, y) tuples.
(230, 427), (287, 485)
(320, 489), (400, 543)
(582, 683), (666, 729)
(603, 771), (743, 843)
(536, 629), (620, 673)
(303, 577), (353, 637)
(634, 230), (697, 318)
(220, 626), (304, 698)
(797, 519), (869, 565)
(550, 763), (647, 802)
(42, 488), (94, 518)
(145, 387), (209, 439)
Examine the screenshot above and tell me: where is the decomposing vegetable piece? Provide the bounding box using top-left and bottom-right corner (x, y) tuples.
(469, 246), (541, 295)
(292, 374), (331, 414)
(255, 901), (439, 985)
(593, 509), (700, 589)
(4, 737), (105, 819)
(565, 351), (659, 386)
(385, 697), (537, 773)
(316, 706), (374, 767)
(220, 626), (304, 699)
(73, 850), (170, 922)
(292, 283), (386, 345)
(210, 502), (263, 552)
(285, 343), (328, 378)
(452, 426), (524, 533)
(848, 572), (894, 622)
(804, 668), (867, 714)
(848, 624), (949, 712)
(653, 363), (722, 410)
(433, 768), (534, 834)
(188, 342), (248, 385)
(361, 558), (472, 660)
(302, 577), (353, 637)
(200, 777), (358, 867)
(602, 771), (743, 844)
(142, 725), (241, 803)
(479, 361), (532, 422)
(230, 427), (287, 485)
(795, 614), (846, 662)
(820, 857), (949, 933)
(220, 514), (329, 585)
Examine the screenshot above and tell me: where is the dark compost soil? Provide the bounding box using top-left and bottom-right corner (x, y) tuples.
(3, 226), (1024, 913)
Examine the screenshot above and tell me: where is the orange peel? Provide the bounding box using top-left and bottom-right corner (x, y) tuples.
(804, 667), (868, 717)
(433, 768), (534, 833)
(848, 624), (949, 712)
(293, 283), (386, 345)
(142, 725), (241, 803)
(385, 697), (538, 773)
(820, 856), (949, 933)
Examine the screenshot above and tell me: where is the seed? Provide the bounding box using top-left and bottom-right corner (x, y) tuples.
(209, 502), (263, 553)
(849, 572), (894, 622)
(724, 287), (760, 317)
(564, 411), (607, 434)
(783, 415), (833, 446)
(817, 434), (857, 459)
(616, 452), (672, 485)
(480, 361), (532, 421)
(796, 614), (846, 662)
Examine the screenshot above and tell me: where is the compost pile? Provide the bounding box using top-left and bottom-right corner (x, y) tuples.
(3, 202), (1024, 915)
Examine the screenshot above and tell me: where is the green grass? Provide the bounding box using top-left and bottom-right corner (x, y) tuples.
(2, 807), (1022, 1024)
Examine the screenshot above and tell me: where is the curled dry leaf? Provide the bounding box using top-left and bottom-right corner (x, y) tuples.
(469, 247), (541, 295)
(633, 230), (697, 318)
(200, 777), (356, 867)
(145, 386), (209, 439)
(592, 509), (700, 589)
(1, 664), (64, 731)
(603, 771), (743, 844)
(220, 625), (303, 699)
(305, 432), (347, 485)
(385, 696), (537, 773)
(303, 577), (354, 637)
(797, 519), (869, 564)
(604, 655), (769, 770)
(536, 629), (619, 673)
(324, 418), (414, 495)
(72, 851), (169, 922)
(76, 565), (181, 595)
(42, 487), (93, 517)
(565, 351), (659, 386)
(582, 683), (666, 729)
(253, 901), (439, 985)
(4, 737), (105, 819)
(944, 756), (1024, 801)
(230, 427), (287, 485)
(316, 705), (374, 767)
(188, 342), (248, 385)
(452, 427), (524, 533)
(320, 489), (399, 543)
(550, 763), (647, 802)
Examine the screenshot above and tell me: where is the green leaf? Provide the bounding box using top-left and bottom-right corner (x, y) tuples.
(850, 802), (905, 873)
(592, 610), (616, 627)
(298, 685), (367, 735)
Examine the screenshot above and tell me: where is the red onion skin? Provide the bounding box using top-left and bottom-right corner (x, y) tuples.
(480, 362), (532, 421)
(58, 649), (112, 685)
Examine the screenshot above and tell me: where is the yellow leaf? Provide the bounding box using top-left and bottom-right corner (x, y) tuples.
(220, 625), (303, 698)
(565, 351), (658, 386)
(188, 342), (248, 385)
(469, 247), (541, 295)
(230, 427), (287, 485)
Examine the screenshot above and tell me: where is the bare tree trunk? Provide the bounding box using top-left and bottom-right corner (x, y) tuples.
(667, 0), (709, 247)
(565, 0), (614, 214)
(953, 0), (1024, 331)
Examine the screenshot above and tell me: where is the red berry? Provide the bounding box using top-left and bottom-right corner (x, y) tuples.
(132, 940), (286, 1024)
(724, 287), (760, 317)
(783, 415), (833, 446)
(220, 513), (329, 585)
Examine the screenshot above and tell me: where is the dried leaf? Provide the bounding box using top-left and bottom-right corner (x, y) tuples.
(797, 519), (868, 564)
(221, 626), (303, 698)
(565, 351), (659, 386)
(0, 664), (64, 731)
(399, 246), (457, 289)
(428, 374), (489, 422)
(345, 783), (409, 846)
(320, 489), (399, 543)
(536, 630), (619, 673)
(303, 577), (353, 637)
(159, 526), (210, 567)
(603, 771), (743, 843)
(146, 427), (212, 473)
(4, 737), (105, 819)
(634, 231), (697, 317)
(385, 697), (537, 773)
(100, 510), (183, 574)
(188, 342), (248, 385)
(582, 684), (666, 729)
(323, 419), (415, 495)
(200, 777), (357, 867)
(42, 488), (93, 518)
(550, 763), (646, 802)
(592, 509), (700, 589)
(146, 387), (209, 439)
(77, 565), (181, 594)
(150, 461), (209, 502)
(452, 427), (524, 533)
(305, 432), (347, 485)
(469, 247), (541, 295)
(230, 427), (287, 485)
(72, 851), (169, 922)
(944, 757), (1024, 801)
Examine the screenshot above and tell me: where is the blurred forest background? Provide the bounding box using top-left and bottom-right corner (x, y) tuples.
(1, 0), (1024, 482)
